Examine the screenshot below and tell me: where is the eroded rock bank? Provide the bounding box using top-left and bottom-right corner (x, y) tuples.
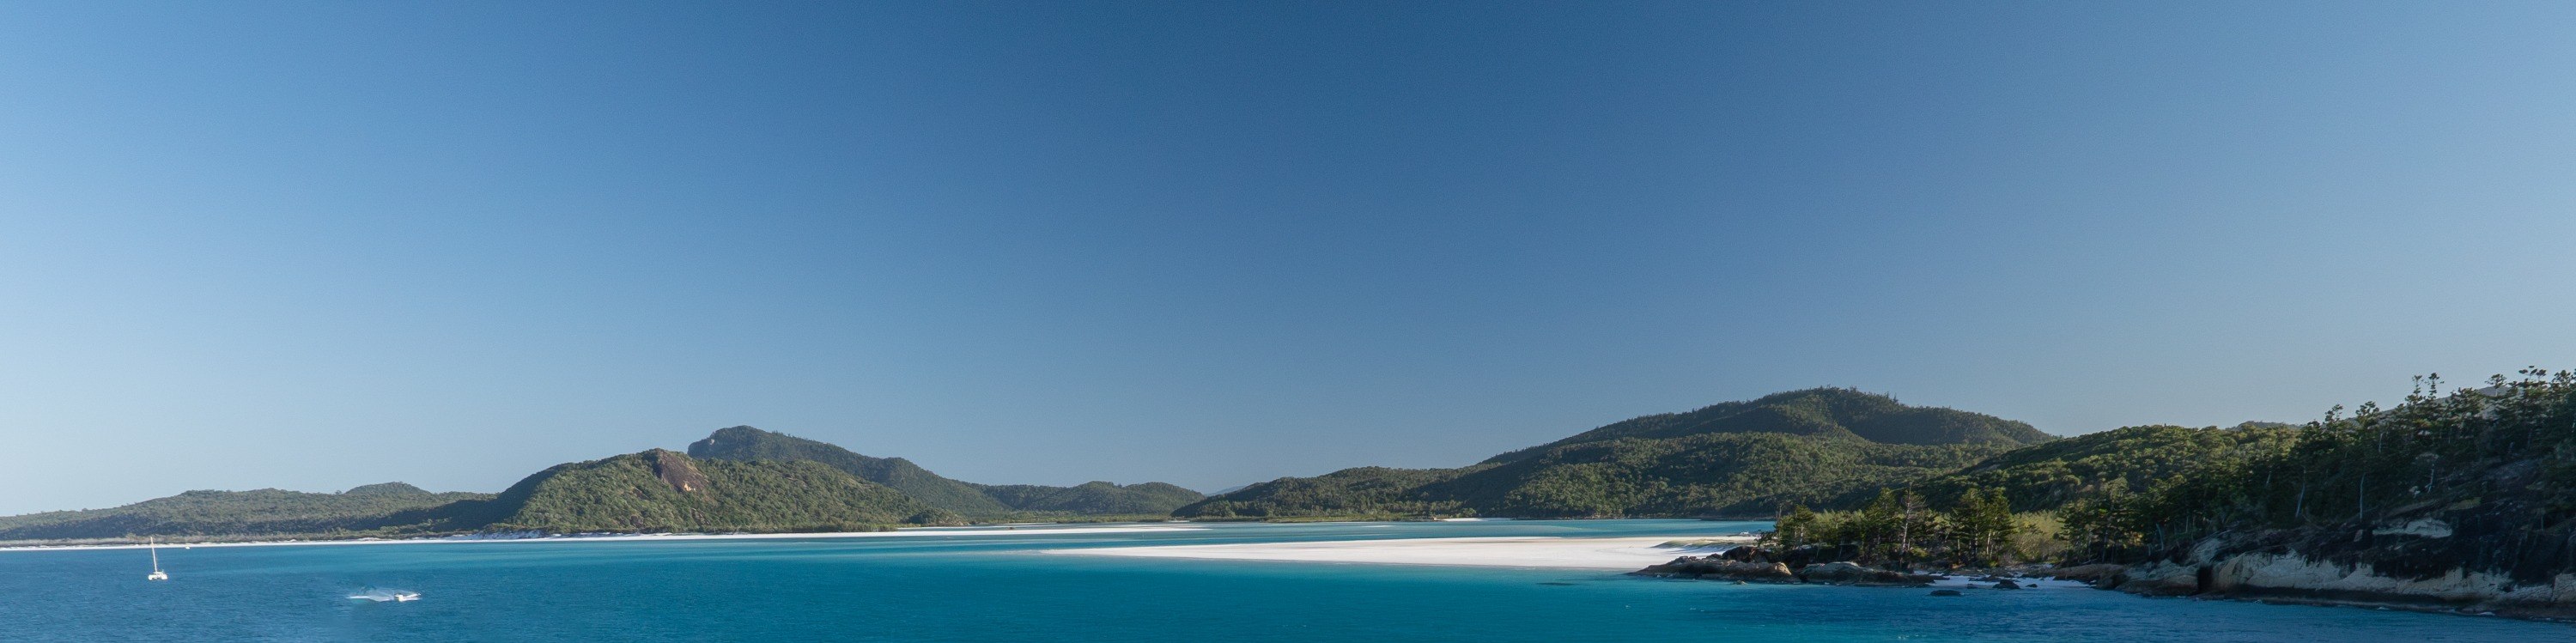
(2070, 535), (2576, 620)
(1635, 537), (2576, 622)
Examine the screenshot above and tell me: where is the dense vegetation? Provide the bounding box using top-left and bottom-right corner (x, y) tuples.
(2058, 370), (2576, 581)
(1769, 488), (2063, 567)
(0, 483), (492, 543)
(1749, 424), (2305, 568)
(969, 481), (1204, 515)
(1484, 387), (2049, 464)
(0, 425), (1212, 543)
(473, 450), (960, 533)
(688, 426), (1012, 515)
(690, 426), (1202, 517)
(1177, 389), (2036, 519)
(1743, 370), (2576, 586)
(1177, 467), (1476, 519)
(1435, 434), (2007, 517)
(1886, 422), (2300, 512)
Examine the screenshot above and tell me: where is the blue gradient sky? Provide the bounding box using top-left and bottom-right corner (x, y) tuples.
(3, 2), (2572, 513)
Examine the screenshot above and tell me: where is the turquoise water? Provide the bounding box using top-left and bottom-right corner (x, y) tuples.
(2, 519), (2563, 641)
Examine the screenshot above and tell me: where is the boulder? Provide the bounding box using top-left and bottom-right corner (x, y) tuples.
(2114, 562), (2204, 597)
(1798, 561), (1872, 583)
(2050, 563), (2127, 585)
(1795, 561), (1938, 586)
(1712, 561), (1796, 581)
(1632, 555), (1795, 583)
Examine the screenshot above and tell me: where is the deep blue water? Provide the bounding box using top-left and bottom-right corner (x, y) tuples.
(1, 519), (2564, 641)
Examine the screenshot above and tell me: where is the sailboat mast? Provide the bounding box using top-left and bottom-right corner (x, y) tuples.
(149, 537), (160, 572)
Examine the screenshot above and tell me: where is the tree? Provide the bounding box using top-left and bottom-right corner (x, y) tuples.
(1771, 504), (1821, 549)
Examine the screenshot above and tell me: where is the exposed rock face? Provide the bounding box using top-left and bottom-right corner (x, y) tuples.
(2094, 531), (2576, 618)
(2200, 552), (2576, 616)
(647, 449), (710, 494)
(2113, 561), (2204, 597)
(2370, 518), (2455, 538)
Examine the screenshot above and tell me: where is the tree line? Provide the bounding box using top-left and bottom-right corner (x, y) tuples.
(1764, 369), (2576, 574)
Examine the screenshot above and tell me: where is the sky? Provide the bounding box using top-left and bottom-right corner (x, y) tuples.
(3, 2), (2573, 514)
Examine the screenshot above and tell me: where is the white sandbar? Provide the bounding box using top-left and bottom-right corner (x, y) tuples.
(1053, 535), (1755, 570)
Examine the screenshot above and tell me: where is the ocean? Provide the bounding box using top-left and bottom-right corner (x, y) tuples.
(0, 519), (2561, 641)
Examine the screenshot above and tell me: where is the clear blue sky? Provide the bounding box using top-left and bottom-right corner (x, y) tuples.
(3, 2), (2571, 514)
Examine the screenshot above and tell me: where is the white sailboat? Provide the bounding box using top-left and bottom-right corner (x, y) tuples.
(145, 537), (168, 581)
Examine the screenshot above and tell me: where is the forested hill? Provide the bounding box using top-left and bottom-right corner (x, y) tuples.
(688, 426), (1012, 515)
(1884, 422), (2299, 512)
(1176, 389), (2045, 519)
(465, 449), (959, 533)
(1723, 372), (2576, 616)
(0, 424), (1206, 543)
(0, 483), (491, 543)
(969, 482), (1205, 515)
(2055, 371), (2576, 604)
(1481, 388), (2050, 464)
(688, 426), (1203, 516)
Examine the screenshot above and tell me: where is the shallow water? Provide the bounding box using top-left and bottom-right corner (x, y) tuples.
(1, 520), (2562, 641)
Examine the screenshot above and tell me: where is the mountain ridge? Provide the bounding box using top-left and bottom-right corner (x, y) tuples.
(1180, 388), (2044, 519)
(1482, 387), (2050, 464)
(687, 426), (1014, 515)
(686, 426), (1203, 516)
(0, 483), (493, 542)
(459, 449), (960, 533)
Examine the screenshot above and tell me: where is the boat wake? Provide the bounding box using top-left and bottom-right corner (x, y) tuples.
(347, 589), (422, 603)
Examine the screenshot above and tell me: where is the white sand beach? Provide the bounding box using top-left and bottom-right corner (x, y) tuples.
(1053, 535), (1755, 570)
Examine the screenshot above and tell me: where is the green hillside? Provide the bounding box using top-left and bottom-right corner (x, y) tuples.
(1893, 422), (2300, 512)
(969, 481), (1204, 515)
(1482, 387), (2049, 464)
(2067, 371), (2576, 579)
(1176, 389), (2040, 519)
(0, 482), (491, 542)
(688, 426), (1201, 517)
(471, 449), (958, 533)
(1175, 467), (1475, 519)
(1437, 434), (2009, 517)
(687, 426), (1013, 515)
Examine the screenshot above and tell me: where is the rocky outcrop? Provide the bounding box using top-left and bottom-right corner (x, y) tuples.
(2049, 563), (2125, 583)
(2112, 561), (2204, 597)
(1634, 556), (1795, 582)
(1633, 554), (1935, 586)
(1796, 561), (1941, 586)
(2084, 531), (2576, 619)
(647, 449), (710, 494)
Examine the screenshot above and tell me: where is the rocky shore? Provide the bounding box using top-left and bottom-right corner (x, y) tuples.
(1631, 546), (1952, 587)
(1636, 540), (2575, 622)
(2054, 535), (2576, 621)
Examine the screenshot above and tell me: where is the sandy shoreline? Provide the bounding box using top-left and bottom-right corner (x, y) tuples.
(0, 525), (1208, 553)
(1051, 535), (1757, 570)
